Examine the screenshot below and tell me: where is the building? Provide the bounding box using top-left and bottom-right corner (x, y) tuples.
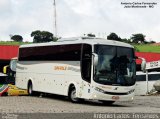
(0, 45), (160, 72)
(136, 52), (160, 71)
(0, 45), (19, 72)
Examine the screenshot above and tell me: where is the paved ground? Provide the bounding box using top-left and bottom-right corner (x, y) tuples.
(0, 95), (160, 114)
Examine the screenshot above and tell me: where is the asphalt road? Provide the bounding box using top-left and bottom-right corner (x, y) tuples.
(0, 95), (160, 119)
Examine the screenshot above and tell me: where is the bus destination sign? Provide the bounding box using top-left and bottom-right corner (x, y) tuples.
(146, 60), (160, 70)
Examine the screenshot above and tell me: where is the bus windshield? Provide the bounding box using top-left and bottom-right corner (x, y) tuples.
(94, 45), (136, 86)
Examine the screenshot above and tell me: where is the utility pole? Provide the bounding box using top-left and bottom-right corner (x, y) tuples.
(53, 0), (57, 37)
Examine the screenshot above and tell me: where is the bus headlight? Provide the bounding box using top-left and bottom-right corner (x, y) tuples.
(95, 87), (105, 93)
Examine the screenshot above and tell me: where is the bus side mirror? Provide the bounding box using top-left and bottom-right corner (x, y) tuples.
(141, 60), (146, 72)
(10, 59), (17, 72)
(135, 56), (138, 59)
(138, 57), (146, 72)
(93, 53), (98, 66)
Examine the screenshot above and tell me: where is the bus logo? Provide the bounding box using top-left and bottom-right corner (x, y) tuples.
(114, 87), (118, 90)
(54, 66), (67, 70)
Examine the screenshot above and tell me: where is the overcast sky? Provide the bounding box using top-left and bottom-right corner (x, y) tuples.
(0, 0), (160, 42)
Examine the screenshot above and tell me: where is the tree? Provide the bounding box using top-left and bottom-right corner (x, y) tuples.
(131, 34), (146, 43)
(11, 35), (23, 42)
(149, 41), (156, 44)
(121, 38), (130, 43)
(87, 33), (96, 37)
(31, 30), (57, 43)
(107, 33), (121, 41)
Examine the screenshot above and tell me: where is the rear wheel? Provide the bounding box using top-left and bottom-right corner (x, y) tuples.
(69, 87), (79, 103)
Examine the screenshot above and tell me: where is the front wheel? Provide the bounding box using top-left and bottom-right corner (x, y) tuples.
(69, 87), (79, 103)
(28, 83), (33, 96)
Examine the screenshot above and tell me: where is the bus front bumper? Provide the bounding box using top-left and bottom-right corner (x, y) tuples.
(90, 90), (134, 102)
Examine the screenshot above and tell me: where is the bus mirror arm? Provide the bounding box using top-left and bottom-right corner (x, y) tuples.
(135, 56), (138, 59)
(92, 53), (98, 66)
(3, 65), (9, 74)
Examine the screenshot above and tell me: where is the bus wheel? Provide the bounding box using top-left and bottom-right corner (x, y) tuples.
(69, 87), (79, 103)
(100, 101), (115, 105)
(28, 82), (34, 96)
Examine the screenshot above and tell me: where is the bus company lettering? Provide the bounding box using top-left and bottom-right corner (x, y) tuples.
(67, 66), (80, 72)
(54, 66), (80, 72)
(54, 66), (67, 70)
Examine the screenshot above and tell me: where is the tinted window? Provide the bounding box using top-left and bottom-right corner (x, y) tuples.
(136, 73), (160, 81)
(19, 44), (82, 61)
(81, 44), (92, 82)
(94, 45), (136, 86)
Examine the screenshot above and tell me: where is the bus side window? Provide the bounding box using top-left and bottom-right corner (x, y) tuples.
(81, 44), (92, 83)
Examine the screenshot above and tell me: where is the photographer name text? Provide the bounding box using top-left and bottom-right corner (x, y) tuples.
(121, 2), (157, 8)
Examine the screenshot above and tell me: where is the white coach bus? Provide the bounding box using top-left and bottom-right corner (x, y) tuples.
(16, 37), (139, 104)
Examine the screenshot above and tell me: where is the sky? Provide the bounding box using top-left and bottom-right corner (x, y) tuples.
(0, 0), (160, 42)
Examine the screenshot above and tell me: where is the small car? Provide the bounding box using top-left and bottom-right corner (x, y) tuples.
(7, 84), (28, 96)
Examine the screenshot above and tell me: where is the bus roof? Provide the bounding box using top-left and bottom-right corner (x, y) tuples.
(20, 37), (134, 48)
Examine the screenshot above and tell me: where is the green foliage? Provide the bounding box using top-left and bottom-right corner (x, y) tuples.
(134, 44), (160, 53)
(31, 30), (57, 43)
(107, 32), (121, 41)
(0, 84), (3, 88)
(149, 41), (156, 44)
(131, 34), (146, 43)
(11, 35), (23, 42)
(0, 41), (31, 45)
(121, 38), (132, 43)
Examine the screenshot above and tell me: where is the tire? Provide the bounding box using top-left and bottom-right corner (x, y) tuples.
(100, 101), (115, 105)
(28, 82), (34, 96)
(1, 92), (8, 96)
(28, 82), (40, 96)
(69, 87), (79, 103)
